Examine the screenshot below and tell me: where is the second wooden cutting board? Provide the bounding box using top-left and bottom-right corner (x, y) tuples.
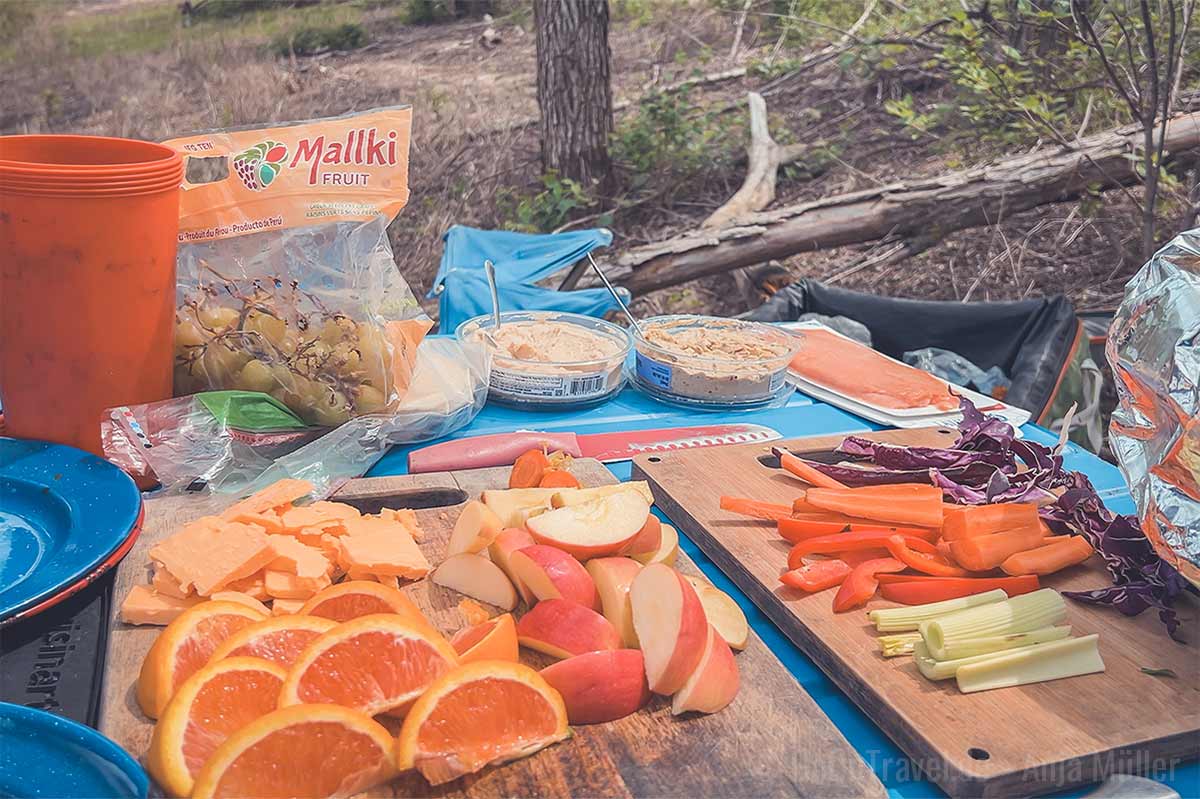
(633, 428), (1200, 798)
(100, 459), (885, 798)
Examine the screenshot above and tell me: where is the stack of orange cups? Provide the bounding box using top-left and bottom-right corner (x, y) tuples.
(0, 135), (184, 456)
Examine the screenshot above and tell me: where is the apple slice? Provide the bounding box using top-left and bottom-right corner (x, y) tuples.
(432, 553), (517, 611)
(446, 500), (503, 557)
(630, 563), (707, 695)
(585, 557), (642, 648)
(671, 623), (739, 715)
(630, 523), (679, 566)
(620, 515), (662, 558)
(540, 650), (651, 724)
(526, 491), (650, 560)
(509, 545), (599, 609)
(480, 488), (558, 527)
(551, 481), (654, 508)
(683, 575), (749, 651)
(516, 599), (620, 659)
(487, 528), (536, 605)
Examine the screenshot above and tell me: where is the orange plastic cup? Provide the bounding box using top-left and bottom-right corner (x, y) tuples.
(0, 135), (183, 456)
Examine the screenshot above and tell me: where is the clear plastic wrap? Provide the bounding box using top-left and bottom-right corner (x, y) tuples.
(1107, 228), (1200, 588)
(103, 337), (490, 498)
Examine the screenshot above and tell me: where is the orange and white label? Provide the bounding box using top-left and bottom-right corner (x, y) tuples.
(163, 106), (412, 242)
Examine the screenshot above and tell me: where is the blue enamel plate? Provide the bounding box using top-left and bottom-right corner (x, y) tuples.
(0, 702), (148, 798)
(0, 438), (142, 624)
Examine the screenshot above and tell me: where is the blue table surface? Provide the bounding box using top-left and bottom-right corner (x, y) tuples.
(370, 385), (1198, 799)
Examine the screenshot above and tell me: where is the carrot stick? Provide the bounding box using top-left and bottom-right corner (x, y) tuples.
(778, 517), (935, 544)
(719, 496), (794, 522)
(538, 470), (580, 488)
(509, 449), (550, 488)
(885, 535), (971, 577)
(941, 502), (1039, 541)
(805, 484), (945, 528)
(774, 448), (847, 489)
(878, 575), (1040, 604)
(948, 524), (1045, 571)
(1001, 536), (1094, 576)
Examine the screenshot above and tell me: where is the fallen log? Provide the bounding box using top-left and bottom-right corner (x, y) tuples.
(614, 112), (1200, 296)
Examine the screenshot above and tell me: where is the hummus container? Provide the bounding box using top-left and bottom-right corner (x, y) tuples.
(630, 315), (801, 409)
(456, 311), (631, 409)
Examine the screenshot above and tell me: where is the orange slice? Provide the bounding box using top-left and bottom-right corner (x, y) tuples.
(395, 660), (570, 785)
(449, 613), (519, 665)
(146, 656), (286, 798)
(191, 704), (395, 799)
(298, 580), (425, 624)
(279, 614), (458, 716)
(137, 600), (267, 719)
(206, 615), (337, 669)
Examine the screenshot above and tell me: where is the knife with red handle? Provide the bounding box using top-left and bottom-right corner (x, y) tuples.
(407, 424), (782, 473)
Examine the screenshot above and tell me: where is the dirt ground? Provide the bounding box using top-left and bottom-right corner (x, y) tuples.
(2, 0), (1192, 321)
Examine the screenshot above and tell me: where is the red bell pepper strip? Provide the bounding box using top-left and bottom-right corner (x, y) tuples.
(774, 448), (848, 489)
(878, 574), (1040, 604)
(778, 517), (937, 544)
(786, 530), (939, 569)
(839, 548), (892, 566)
(832, 557), (906, 612)
(885, 535), (971, 577)
(719, 496), (794, 522)
(779, 558), (852, 592)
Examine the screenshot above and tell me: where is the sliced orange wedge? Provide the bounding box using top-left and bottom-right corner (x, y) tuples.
(137, 600), (268, 719)
(298, 580), (425, 624)
(396, 660), (570, 785)
(206, 614), (337, 669)
(279, 613), (458, 716)
(191, 704), (395, 799)
(449, 613), (519, 665)
(146, 656), (285, 798)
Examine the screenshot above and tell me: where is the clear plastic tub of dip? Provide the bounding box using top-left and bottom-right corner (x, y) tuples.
(456, 311), (632, 409)
(629, 315), (802, 409)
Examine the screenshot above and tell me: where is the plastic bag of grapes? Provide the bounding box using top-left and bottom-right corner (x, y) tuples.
(164, 107), (433, 427)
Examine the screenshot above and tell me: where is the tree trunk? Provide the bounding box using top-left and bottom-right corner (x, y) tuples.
(534, 0), (615, 195)
(613, 113), (1200, 296)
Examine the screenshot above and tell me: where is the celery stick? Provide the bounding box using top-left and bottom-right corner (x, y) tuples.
(955, 634), (1104, 693)
(920, 588), (1066, 659)
(868, 589), (1008, 633)
(937, 625), (1072, 661)
(879, 631), (923, 657)
(913, 639), (1065, 681)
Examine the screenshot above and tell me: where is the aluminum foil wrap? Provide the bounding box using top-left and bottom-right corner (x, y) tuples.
(1107, 227), (1200, 588)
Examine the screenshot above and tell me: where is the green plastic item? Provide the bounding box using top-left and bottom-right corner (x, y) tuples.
(195, 391), (309, 431)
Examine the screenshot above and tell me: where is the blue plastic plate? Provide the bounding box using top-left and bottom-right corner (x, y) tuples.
(0, 438), (141, 624)
(0, 702), (148, 798)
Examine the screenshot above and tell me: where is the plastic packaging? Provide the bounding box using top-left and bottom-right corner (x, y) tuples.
(903, 347), (1011, 397)
(163, 108), (433, 427)
(103, 337), (490, 498)
(456, 311), (630, 409)
(629, 315), (800, 410)
(1107, 228), (1200, 589)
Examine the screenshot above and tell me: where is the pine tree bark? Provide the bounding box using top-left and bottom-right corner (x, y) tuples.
(534, 0), (615, 195)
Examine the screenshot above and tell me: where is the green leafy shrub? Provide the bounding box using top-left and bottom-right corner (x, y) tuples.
(498, 172), (596, 234)
(611, 86), (736, 190)
(273, 22), (367, 56)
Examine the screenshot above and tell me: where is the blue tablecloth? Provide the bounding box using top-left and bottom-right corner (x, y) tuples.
(369, 386), (1196, 798)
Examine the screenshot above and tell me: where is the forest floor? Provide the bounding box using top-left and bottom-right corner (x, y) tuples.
(2, 0), (1195, 321)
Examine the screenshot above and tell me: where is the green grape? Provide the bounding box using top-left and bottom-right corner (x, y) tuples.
(236, 359), (276, 393)
(245, 311), (288, 351)
(176, 318), (207, 348)
(279, 330), (301, 356)
(319, 317), (356, 345)
(356, 326), (392, 390)
(353, 384), (387, 415)
(197, 304), (239, 330)
(309, 384), (352, 426)
(330, 341), (362, 372)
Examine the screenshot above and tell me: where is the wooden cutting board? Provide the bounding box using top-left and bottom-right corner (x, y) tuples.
(99, 459), (886, 799)
(632, 429), (1200, 798)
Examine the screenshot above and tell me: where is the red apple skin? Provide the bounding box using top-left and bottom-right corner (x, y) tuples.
(540, 650), (651, 724)
(525, 495), (649, 561)
(630, 564), (708, 695)
(510, 545), (599, 610)
(672, 624), (740, 715)
(488, 528), (537, 605)
(516, 599), (621, 659)
(620, 515), (662, 558)
(585, 557), (642, 648)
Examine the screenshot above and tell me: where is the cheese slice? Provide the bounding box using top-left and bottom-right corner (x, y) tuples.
(338, 517), (431, 579)
(228, 509), (286, 534)
(378, 508), (424, 541)
(278, 500), (360, 533)
(271, 598), (306, 616)
(151, 521), (275, 596)
(267, 534), (332, 579)
(263, 569), (332, 600)
(224, 573), (268, 600)
(120, 585), (201, 625)
(151, 565), (192, 599)
(219, 479), (314, 522)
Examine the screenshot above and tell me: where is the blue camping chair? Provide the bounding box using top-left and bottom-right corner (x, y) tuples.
(430, 226), (629, 332)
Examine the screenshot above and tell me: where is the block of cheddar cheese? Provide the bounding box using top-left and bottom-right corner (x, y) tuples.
(271, 597), (306, 615)
(150, 520), (275, 596)
(279, 500), (361, 534)
(263, 569), (332, 600)
(219, 478), (314, 523)
(337, 516), (431, 580)
(151, 566), (192, 599)
(267, 534), (332, 579)
(120, 585), (202, 625)
(228, 509), (287, 534)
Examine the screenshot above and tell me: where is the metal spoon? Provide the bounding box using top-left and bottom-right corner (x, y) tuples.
(484, 259), (502, 331)
(586, 253), (643, 336)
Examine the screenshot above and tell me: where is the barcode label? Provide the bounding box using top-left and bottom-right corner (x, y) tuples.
(491, 367), (611, 400)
